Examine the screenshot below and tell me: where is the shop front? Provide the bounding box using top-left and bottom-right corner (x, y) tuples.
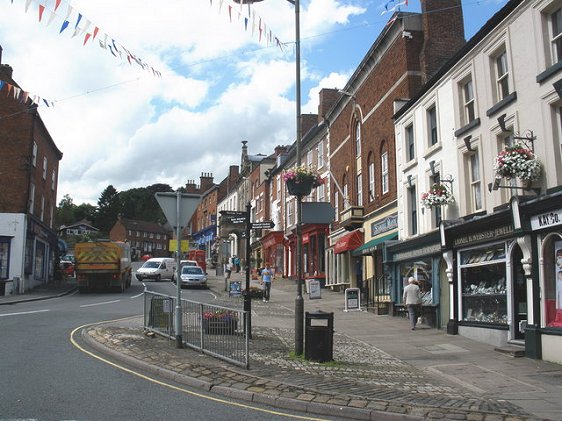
(516, 189), (562, 364)
(386, 232), (443, 328)
(302, 224), (328, 286)
(352, 212), (398, 312)
(441, 208), (527, 349)
(261, 231), (284, 276)
(327, 229), (363, 289)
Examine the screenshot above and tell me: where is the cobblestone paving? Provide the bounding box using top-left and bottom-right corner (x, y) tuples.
(85, 324), (538, 421)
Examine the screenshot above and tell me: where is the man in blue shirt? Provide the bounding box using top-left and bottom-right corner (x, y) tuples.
(261, 263), (273, 303)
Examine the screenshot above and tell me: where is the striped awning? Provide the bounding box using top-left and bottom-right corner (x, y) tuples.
(352, 232), (398, 256)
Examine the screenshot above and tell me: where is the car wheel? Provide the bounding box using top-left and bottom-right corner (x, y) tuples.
(155, 275), (161, 282)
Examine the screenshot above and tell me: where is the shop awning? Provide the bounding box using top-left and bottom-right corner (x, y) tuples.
(334, 230), (363, 254)
(352, 232), (398, 256)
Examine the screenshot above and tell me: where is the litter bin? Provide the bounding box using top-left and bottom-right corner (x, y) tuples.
(305, 310), (334, 362)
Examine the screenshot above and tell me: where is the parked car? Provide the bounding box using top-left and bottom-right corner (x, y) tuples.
(180, 266), (207, 288)
(59, 257), (75, 277)
(180, 259), (199, 269)
(136, 257), (176, 282)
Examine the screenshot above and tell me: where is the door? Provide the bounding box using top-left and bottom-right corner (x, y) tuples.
(512, 246), (527, 340)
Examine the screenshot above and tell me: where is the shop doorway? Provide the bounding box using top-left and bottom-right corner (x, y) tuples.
(512, 246), (527, 341)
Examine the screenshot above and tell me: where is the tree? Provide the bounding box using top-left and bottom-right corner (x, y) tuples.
(119, 183), (173, 224)
(94, 185), (122, 235)
(55, 194), (76, 227)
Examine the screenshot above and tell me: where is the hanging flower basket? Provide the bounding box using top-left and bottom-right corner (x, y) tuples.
(420, 183), (454, 209)
(283, 165), (325, 197)
(493, 144), (542, 182)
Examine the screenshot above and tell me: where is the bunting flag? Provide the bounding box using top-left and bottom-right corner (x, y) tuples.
(206, 0), (284, 52)
(0, 79), (55, 108)
(7, 0), (161, 78)
(381, 0), (409, 15)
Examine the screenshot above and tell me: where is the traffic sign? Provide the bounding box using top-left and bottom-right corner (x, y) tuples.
(251, 221), (275, 230)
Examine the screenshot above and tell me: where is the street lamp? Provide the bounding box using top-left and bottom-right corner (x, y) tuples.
(233, 0), (303, 354)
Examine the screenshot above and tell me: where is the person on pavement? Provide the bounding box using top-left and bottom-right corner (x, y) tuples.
(261, 263), (273, 303)
(403, 276), (421, 330)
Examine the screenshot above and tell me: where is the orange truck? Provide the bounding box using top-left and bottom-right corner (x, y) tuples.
(75, 241), (132, 293)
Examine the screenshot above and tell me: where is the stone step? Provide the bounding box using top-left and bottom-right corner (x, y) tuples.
(494, 346), (525, 357)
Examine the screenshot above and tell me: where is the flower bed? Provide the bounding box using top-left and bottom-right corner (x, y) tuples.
(493, 144), (541, 182)
(243, 286), (263, 299)
(420, 183), (454, 208)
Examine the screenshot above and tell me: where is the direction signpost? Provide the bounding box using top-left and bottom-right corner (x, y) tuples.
(251, 221), (275, 230)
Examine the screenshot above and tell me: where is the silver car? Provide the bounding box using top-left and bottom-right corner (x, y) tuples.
(180, 266), (207, 288)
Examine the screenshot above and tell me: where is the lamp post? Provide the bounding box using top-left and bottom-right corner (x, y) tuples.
(234, 0), (302, 354)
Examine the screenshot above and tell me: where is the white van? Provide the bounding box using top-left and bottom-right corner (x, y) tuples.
(136, 258), (176, 282)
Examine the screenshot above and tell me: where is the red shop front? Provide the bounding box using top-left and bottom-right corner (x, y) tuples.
(260, 231), (284, 276)
(286, 224), (329, 284)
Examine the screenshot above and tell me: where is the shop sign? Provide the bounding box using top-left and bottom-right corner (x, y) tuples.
(531, 209), (562, 231)
(229, 280), (241, 297)
(344, 288), (361, 312)
(393, 244), (441, 262)
(453, 225), (513, 247)
(371, 214), (398, 237)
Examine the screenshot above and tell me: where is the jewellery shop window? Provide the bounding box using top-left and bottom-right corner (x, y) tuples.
(460, 244), (507, 325)
(399, 259), (433, 305)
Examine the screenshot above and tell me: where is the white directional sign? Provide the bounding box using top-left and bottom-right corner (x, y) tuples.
(251, 221), (275, 230)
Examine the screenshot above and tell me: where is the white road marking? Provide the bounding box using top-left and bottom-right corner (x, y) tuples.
(0, 309), (50, 317)
(130, 293), (144, 299)
(79, 300), (121, 308)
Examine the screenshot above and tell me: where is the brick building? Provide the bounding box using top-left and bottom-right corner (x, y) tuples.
(0, 48), (63, 294)
(325, 0), (465, 297)
(109, 216), (171, 260)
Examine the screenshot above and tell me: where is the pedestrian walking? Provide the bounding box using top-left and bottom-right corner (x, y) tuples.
(260, 263), (273, 303)
(403, 276), (421, 330)
(234, 256), (241, 273)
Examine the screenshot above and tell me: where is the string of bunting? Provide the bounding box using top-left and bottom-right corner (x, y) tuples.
(0, 79), (55, 108)
(217, 0), (285, 51)
(7, 0), (162, 78)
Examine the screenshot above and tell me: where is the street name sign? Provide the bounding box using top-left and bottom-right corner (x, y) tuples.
(251, 221), (275, 230)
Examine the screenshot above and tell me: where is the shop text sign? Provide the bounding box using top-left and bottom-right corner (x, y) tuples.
(371, 214), (398, 237)
(531, 209), (562, 231)
(453, 225), (513, 247)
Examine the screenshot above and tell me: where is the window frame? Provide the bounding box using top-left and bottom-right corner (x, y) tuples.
(381, 151), (389, 194)
(551, 7), (562, 65)
(405, 123), (415, 162)
(427, 105), (438, 146)
(368, 155), (375, 202)
(493, 47), (510, 102)
(468, 151), (483, 212)
(355, 121), (361, 157)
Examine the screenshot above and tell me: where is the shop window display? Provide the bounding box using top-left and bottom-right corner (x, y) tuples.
(544, 238), (562, 328)
(460, 244), (507, 325)
(399, 259), (433, 305)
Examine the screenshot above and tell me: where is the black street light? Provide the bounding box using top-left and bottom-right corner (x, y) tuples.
(233, 0), (303, 355)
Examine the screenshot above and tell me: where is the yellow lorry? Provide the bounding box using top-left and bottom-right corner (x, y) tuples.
(75, 241), (132, 293)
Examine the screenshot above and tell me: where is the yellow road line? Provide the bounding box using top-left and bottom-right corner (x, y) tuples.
(70, 318), (329, 421)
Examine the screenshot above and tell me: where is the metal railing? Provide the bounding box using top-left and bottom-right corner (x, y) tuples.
(143, 290), (249, 368)
(365, 275), (391, 314)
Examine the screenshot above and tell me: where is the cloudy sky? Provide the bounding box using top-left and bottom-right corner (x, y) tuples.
(0, 0), (507, 205)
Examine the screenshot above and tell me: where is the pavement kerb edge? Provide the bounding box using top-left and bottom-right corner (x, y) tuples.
(78, 326), (402, 421)
(0, 286), (78, 306)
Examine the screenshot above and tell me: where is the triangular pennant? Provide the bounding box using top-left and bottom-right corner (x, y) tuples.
(60, 20), (69, 33)
(25, 0), (32, 13)
(83, 33), (92, 45)
(21, 91), (29, 103)
(13, 86), (21, 99)
(0, 81), (4, 91)
(244, 17), (248, 31)
(38, 4), (45, 22)
(47, 10), (56, 26)
(228, 5), (232, 22)
(74, 13), (82, 29)
(92, 26), (99, 39)
(43, 98), (50, 107)
(54, 0), (62, 11)
(6, 84), (13, 96)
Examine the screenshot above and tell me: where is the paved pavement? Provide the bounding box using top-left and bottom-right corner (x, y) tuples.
(2, 273), (562, 421)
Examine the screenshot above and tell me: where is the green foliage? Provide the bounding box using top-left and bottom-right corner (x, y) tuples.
(56, 183), (176, 235)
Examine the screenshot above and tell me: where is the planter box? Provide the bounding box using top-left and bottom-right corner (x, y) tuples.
(203, 319), (238, 335)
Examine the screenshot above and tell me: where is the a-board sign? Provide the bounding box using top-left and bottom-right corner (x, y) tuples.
(344, 288), (361, 312)
(307, 279), (321, 300)
(229, 280), (242, 297)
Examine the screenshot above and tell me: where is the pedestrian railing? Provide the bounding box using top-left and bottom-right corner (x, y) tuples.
(143, 290), (249, 368)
